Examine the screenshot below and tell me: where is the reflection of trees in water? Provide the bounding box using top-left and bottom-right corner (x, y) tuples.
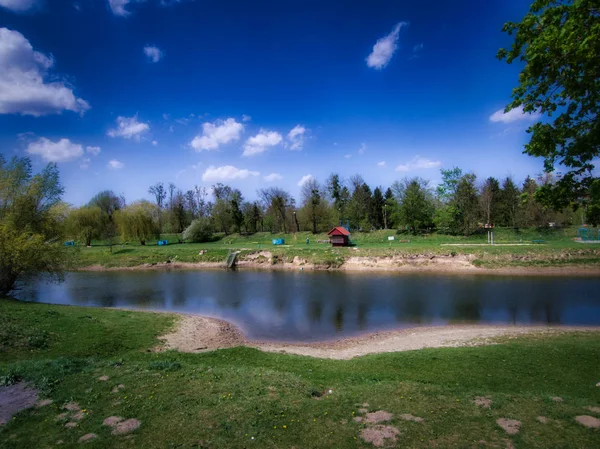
(506, 298), (519, 324)
(333, 305), (344, 332)
(308, 301), (323, 323)
(171, 275), (187, 307)
(530, 299), (562, 324)
(396, 296), (430, 324)
(446, 281), (482, 322)
(357, 302), (368, 330)
(52, 272), (592, 339)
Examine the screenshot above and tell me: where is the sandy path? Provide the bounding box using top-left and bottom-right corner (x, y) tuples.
(157, 314), (600, 360)
(157, 315), (246, 352)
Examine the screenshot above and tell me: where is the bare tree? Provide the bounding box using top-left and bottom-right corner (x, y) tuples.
(148, 182), (166, 232)
(259, 187), (293, 233)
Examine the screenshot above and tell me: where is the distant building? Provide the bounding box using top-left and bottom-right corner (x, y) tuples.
(327, 226), (351, 247)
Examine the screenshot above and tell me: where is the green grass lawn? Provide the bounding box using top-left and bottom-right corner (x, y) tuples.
(69, 227), (600, 269)
(1, 299), (599, 448)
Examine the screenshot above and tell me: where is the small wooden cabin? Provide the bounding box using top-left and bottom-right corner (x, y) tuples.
(327, 226), (350, 247)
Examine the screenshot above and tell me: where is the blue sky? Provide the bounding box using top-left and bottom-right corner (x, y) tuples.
(0, 0), (543, 205)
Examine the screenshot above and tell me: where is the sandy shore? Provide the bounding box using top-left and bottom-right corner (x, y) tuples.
(79, 258), (600, 277)
(157, 314), (600, 360)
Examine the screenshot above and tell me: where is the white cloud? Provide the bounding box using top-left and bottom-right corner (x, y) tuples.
(162, 113), (169, 120)
(190, 118), (244, 151)
(108, 0), (135, 16)
(264, 173), (283, 182)
(151, 140), (158, 146)
(26, 137), (84, 162)
(108, 159), (124, 170)
(366, 22), (408, 70)
(395, 156), (441, 172)
(242, 114), (252, 122)
(169, 125), (174, 132)
(287, 125), (306, 151)
(344, 154), (351, 159)
(0, 28), (90, 116)
(86, 146), (101, 156)
(80, 157), (91, 169)
(107, 114), (150, 140)
(297, 174), (314, 187)
(243, 129), (283, 156)
(489, 105), (541, 124)
(201, 165), (259, 182)
(413, 43), (423, 52)
(377, 161), (386, 167)
(358, 142), (366, 155)
(143, 45), (163, 63)
(0, 0), (38, 13)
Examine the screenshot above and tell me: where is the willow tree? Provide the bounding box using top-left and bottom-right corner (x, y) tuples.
(498, 0), (600, 209)
(0, 156), (69, 295)
(67, 206), (103, 246)
(115, 201), (157, 245)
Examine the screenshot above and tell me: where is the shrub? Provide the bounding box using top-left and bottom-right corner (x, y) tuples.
(183, 217), (213, 243)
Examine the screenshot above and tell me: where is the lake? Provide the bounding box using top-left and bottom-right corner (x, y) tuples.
(17, 270), (600, 342)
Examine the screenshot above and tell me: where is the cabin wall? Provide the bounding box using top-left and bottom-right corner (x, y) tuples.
(331, 235), (348, 247)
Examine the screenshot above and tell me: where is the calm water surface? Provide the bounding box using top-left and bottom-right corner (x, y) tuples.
(18, 270), (600, 342)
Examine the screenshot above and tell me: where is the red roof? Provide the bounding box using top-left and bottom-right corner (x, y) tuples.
(328, 226), (350, 236)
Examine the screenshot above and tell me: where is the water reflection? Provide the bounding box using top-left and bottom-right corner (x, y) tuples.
(16, 271), (600, 342)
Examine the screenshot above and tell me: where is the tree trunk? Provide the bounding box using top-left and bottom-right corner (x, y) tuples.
(0, 270), (18, 296)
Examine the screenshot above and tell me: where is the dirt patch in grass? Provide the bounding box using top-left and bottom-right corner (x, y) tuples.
(0, 383), (38, 426)
(584, 406), (600, 413)
(103, 416), (123, 426)
(63, 402), (81, 412)
(496, 418), (521, 435)
(474, 396), (492, 409)
(78, 433), (97, 443)
(575, 415), (600, 428)
(360, 425), (400, 447)
(158, 313), (600, 359)
(399, 413), (424, 422)
(35, 399), (52, 408)
(364, 410), (393, 423)
(537, 416), (560, 425)
(102, 415), (141, 435)
(112, 418), (141, 435)
(71, 411), (86, 421)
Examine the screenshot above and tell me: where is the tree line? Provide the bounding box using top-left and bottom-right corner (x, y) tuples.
(66, 168), (597, 245)
(0, 156), (597, 294)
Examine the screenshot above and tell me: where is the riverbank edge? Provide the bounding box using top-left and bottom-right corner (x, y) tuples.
(155, 312), (600, 360)
(76, 259), (600, 277)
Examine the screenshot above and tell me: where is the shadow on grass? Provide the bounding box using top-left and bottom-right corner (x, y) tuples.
(113, 248), (135, 254)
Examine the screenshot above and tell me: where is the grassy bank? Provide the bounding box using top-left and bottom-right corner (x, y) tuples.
(1, 300), (600, 448)
(69, 227), (600, 270)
